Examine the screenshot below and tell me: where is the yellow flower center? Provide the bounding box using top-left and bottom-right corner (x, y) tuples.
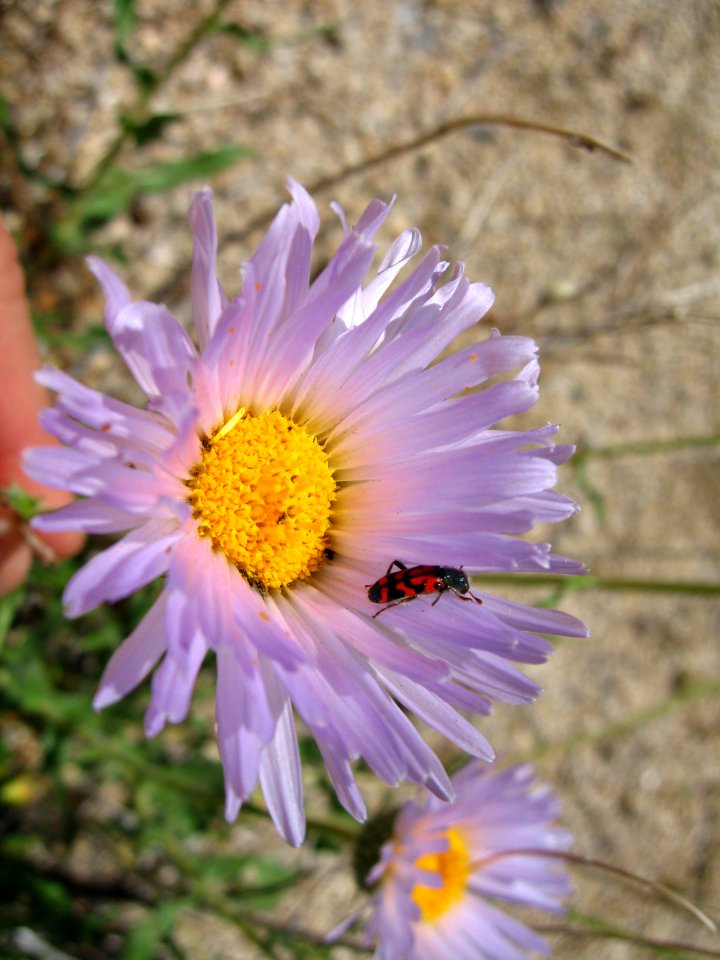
(411, 828), (471, 923)
(187, 408), (336, 590)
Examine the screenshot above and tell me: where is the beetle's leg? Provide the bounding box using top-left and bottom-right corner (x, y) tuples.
(366, 560), (408, 590)
(455, 590), (483, 605)
(372, 595), (416, 618)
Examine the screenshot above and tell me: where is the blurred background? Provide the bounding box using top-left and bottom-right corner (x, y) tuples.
(1, 1), (719, 957)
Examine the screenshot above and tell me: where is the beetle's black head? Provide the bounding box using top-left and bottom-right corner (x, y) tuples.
(439, 567), (470, 595)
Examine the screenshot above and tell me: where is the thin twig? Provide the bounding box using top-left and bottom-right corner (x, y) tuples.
(223, 113), (631, 248)
(470, 848), (717, 933)
(477, 573), (720, 596)
(537, 922), (720, 958)
(575, 433), (720, 462)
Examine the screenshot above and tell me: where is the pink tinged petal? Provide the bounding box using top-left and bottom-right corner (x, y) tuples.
(315, 734), (367, 821)
(345, 275), (495, 408)
(202, 273), (259, 414)
(86, 256), (132, 323)
(287, 177), (322, 232)
(348, 689), (454, 795)
(419, 924), (480, 960)
(426, 680), (493, 716)
(325, 909), (364, 944)
(480, 595), (589, 638)
(474, 423), (562, 456)
(39, 408), (179, 483)
(35, 365), (174, 453)
(189, 187), (227, 350)
(522, 490), (580, 524)
(334, 379), (539, 468)
(376, 668), (495, 760)
(93, 592), (168, 709)
(336, 228), (422, 329)
(470, 872), (568, 913)
(165, 541), (279, 740)
(542, 442), (575, 465)
(425, 618), (547, 689)
(339, 447), (559, 503)
(293, 247), (447, 423)
(329, 200), (350, 235)
(471, 900), (550, 957)
(282, 221), (317, 329)
(351, 333), (538, 432)
(455, 653), (542, 705)
(230, 581), (309, 671)
(315, 299), (452, 430)
(109, 301), (197, 409)
(32, 499), (141, 534)
(544, 552), (586, 576)
(335, 527), (566, 578)
(259, 697), (306, 847)
(63, 519), (180, 617)
(112, 465), (185, 514)
(371, 883), (417, 959)
(158, 402), (203, 481)
(291, 584), (449, 683)
(448, 908), (532, 960)
(352, 194), (396, 237)
(163, 532), (264, 671)
(186, 357), (224, 439)
(144, 628), (207, 737)
(254, 231), (377, 408)
(24, 447), (178, 518)
(244, 178), (320, 343)
(216, 644), (264, 819)
(23, 445), (111, 496)
(335, 508), (528, 542)
(38, 408), (122, 460)
(389, 271), (494, 364)
(276, 609), (452, 801)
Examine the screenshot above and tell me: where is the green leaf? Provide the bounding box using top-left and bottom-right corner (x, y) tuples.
(0, 590), (22, 651)
(1, 483), (41, 521)
(121, 899), (190, 960)
(121, 111), (182, 146)
(0, 91), (11, 132)
(219, 23), (270, 52)
(129, 64), (159, 94)
(55, 144), (252, 251)
(119, 144), (253, 192)
(112, 0), (137, 50)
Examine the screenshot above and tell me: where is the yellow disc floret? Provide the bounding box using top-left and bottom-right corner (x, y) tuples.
(187, 408), (336, 590)
(411, 828), (471, 923)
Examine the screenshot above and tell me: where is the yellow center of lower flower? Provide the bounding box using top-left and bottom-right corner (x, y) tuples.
(187, 408), (336, 590)
(411, 828), (471, 923)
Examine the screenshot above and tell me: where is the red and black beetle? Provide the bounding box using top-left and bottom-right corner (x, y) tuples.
(367, 560), (483, 618)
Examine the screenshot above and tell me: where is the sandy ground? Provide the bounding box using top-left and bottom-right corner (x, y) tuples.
(2, 1), (720, 957)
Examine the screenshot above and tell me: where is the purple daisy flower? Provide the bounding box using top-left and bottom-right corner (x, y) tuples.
(25, 181), (586, 845)
(362, 763), (572, 959)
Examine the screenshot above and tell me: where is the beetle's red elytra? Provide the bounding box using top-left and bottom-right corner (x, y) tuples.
(366, 560), (483, 618)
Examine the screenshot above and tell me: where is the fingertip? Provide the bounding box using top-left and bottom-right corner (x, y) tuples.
(0, 533), (32, 596)
(42, 528), (86, 560)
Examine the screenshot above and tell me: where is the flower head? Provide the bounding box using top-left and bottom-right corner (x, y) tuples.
(361, 763), (572, 959)
(25, 181), (587, 845)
